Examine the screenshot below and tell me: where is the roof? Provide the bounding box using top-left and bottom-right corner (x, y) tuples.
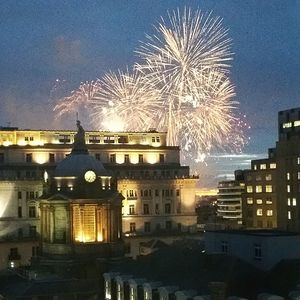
(205, 230), (300, 237)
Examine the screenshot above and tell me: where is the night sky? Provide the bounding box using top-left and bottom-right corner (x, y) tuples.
(0, 1), (299, 186)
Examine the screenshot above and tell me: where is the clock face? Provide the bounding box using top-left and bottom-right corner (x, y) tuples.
(84, 170), (96, 183)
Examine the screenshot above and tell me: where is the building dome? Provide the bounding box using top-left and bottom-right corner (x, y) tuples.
(54, 120), (108, 178)
(55, 154), (108, 178)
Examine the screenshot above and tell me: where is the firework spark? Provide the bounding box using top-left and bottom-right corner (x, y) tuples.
(90, 70), (162, 131)
(53, 80), (100, 119)
(136, 7), (233, 147)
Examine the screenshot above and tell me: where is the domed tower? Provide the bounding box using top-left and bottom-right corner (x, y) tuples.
(39, 121), (124, 258)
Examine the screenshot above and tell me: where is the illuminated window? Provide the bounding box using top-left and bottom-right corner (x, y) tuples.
(298, 172), (300, 180)
(247, 198), (253, 204)
(270, 163), (276, 169)
(255, 185), (262, 193)
(287, 172), (290, 180)
(256, 209), (263, 216)
(266, 185), (272, 193)
(288, 211), (291, 220)
(298, 157), (300, 165)
(266, 210), (273, 216)
(293, 198), (297, 206)
(256, 199), (263, 204)
(287, 185), (291, 193)
(254, 165), (257, 170)
(288, 198), (291, 206)
(282, 122), (292, 128)
(260, 164), (266, 170)
(294, 120), (300, 127)
(265, 174), (272, 181)
(266, 198), (272, 204)
(105, 280), (111, 300)
(247, 186), (253, 193)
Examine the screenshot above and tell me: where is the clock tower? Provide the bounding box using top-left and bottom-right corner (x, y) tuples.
(39, 121), (124, 260)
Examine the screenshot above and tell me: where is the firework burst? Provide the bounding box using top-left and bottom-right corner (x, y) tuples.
(53, 80), (100, 120)
(90, 70), (162, 131)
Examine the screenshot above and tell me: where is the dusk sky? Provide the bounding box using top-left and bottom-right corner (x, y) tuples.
(0, 1), (299, 185)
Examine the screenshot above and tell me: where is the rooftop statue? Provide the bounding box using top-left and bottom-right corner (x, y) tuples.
(71, 120), (88, 154)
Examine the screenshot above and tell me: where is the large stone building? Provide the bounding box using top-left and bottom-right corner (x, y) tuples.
(242, 107), (300, 231)
(0, 123), (197, 268)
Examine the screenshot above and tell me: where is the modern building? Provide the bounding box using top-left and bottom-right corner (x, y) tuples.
(217, 170), (245, 225)
(242, 107), (300, 231)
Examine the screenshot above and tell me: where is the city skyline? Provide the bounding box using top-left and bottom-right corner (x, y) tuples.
(0, 1), (299, 184)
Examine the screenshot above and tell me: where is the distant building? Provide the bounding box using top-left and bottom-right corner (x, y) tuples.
(205, 230), (300, 271)
(242, 107), (300, 231)
(217, 170), (245, 225)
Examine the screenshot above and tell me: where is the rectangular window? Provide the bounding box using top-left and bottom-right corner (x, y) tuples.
(287, 185), (291, 193)
(266, 210), (273, 216)
(124, 154), (130, 163)
(260, 164), (266, 170)
(256, 175), (262, 181)
(270, 163), (276, 169)
(176, 189), (180, 197)
(266, 185), (272, 193)
(129, 223), (136, 233)
(129, 205), (135, 215)
(254, 244), (262, 260)
(221, 241), (228, 253)
(152, 137), (155, 143)
(166, 220), (172, 230)
(288, 211), (292, 220)
(110, 154), (116, 163)
(165, 203), (171, 214)
(247, 198), (253, 204)
(255, 185), (262, 193)
(266, 198), (272, 204)
(29, 226), (37, 238)
(256, 199), (263, 205)
(138, 154), (144, 163)
(159, 154), (165, 163)
(293, 198), (297, 206)
(95, 153), (101, 161)
(287, 172), (290, 180)
(298, 172), (300, 180)
(0, 153), (4, 163)
(265, 174), (272, 181)
(144, 222), (151, 233)
(247, 186), (253, 193)
(155, 203), (159, 214)
(26, 153), (32, 163)
(29, 206), (36, 218)
(298, 157), (300, 165)
(18, 191), (22, 199)
(18, 206), (22, 218)
(49, 153), (55, 163)
(143, 204), (149, 215)
(288, 198), (291, 206)
(89, 135), (100, 143)
(256, 208), (263, 216)
(155, 189), (159, 197)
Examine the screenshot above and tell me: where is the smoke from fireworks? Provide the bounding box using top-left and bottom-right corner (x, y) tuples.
(54, 7), (248, 162)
